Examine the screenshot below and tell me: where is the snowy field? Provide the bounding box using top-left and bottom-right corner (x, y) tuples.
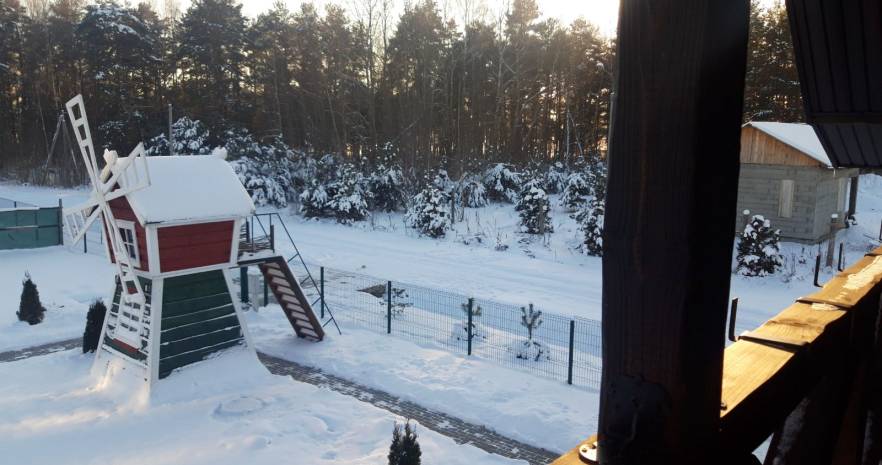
(0, 348), (521, 465)
(2, 175), (882, 460)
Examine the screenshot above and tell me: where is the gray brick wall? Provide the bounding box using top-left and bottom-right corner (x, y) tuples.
(735, 164), (858, 243)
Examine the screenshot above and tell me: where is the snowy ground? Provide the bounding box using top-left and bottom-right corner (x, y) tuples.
(0, 348), (522, 465)
(2, 175), (882, 460)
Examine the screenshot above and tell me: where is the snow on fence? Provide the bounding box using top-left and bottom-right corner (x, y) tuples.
(292, 265), (602, 390)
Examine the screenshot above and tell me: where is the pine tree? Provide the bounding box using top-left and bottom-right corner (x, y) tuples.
(326, 162), (369, 224)
(460, 179), (488, 208)
(146, 117), (212, 156)
(575, 197), (604, 256)
(82, 300), (107, 353)
(515, 303), (548, 361)
(388, 421), (422, 465)
(559, 171), (591, 211)
(483, 163), (522, 203)
(369, 146), (407, 212)
(17, 272), (45, 325)
(543, 162), (568, 194)
(406, 182), (451, 238)
(516, 179), (553, 234)
(736, 215), (784, 276)
(452, 301), (485, 343)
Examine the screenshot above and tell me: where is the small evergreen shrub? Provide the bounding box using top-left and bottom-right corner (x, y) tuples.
(514, 304), (548, 361)
(369, 147), (407, 212)
(736, 215), (784, 276)
(326, 163), (369, 224)
(483, 163), (521, 203)
(516, 179), (553, 234)
(575, 197), (604, 256)
(543, 162), (568, 194)
(451, 301), (486, 344)
(17, 272), (46, 325)
(82, 300), (107, 353)
(460, 179), (488, 208)
(406, 183), (451, 238)
(388, 420), (422, 465)
(559, 172), (591, 211)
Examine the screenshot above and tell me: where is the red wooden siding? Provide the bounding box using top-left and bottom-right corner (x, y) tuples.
(105, 197), (149, 272)
(158, 221), (235, 273)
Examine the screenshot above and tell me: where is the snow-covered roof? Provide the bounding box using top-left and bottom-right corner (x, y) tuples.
(745, 121), (832, 167)
(115, 155), (255, 224)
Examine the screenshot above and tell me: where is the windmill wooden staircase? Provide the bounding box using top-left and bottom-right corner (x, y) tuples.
(241, 255), (325, 341)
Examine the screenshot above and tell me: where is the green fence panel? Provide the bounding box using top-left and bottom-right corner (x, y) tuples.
(0, 207), (62, 250)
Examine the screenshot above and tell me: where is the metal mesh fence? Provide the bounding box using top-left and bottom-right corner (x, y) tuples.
(294, 264), (602, 390)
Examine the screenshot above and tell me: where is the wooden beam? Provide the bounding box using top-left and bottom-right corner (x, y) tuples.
(598, 1), (750, 463)
(719, 249), (882, 458)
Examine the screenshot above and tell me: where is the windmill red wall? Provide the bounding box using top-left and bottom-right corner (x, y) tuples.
(105, 197), (149, 272)
(157, 221), (235, 273)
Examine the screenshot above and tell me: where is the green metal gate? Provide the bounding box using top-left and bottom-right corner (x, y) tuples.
(0, 201), (63, 250)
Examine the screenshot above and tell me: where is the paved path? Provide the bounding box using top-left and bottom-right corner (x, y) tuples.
(0, 339), (559, 465)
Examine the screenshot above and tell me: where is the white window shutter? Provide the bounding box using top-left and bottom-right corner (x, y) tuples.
(779, 179), (794, 218)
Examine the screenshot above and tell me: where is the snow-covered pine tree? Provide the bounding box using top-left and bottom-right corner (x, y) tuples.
(514, 304), (548, 361)
(406, 181), (451, 238)
(736, 215), (784, 276)
(326, 163), (369, 224)
(575, 197), (604, 256)
(516, 178), (553, 234)
(369, 147), (407, 212)
(460, 178), (488, 208)
(559, 171), (591, 211)
(17, 272), (45, 325)
(299, 179), (330, 218)
(483, 163), (521, 203)
(145, 117), (212, 156)
(451, 301), (486, 344)
(543, 161), (568, 194)
(388, 421), (421, 465)
(586, 154), (608, 201)
(226, 129), (297, 207)
(82, 300), (107, 353)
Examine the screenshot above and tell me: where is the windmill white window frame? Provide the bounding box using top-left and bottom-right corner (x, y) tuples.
(116, 220), (140, 268)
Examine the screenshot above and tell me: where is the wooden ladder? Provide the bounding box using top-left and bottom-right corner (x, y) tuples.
(258, 256), (325, 341)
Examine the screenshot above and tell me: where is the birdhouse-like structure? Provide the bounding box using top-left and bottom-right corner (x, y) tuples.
(63, 95), (325, 385)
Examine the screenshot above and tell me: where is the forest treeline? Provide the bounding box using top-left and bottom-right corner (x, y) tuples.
(0, 0), (800, 183)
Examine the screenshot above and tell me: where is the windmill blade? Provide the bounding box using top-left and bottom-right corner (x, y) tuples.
(63, 202), (102, 245)
(65, 95), (100, 184)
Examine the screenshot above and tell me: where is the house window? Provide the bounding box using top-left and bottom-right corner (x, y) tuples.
(778, 179), (794, 218)
(117, 221), (140, 267)
(837, 178), (849, 213)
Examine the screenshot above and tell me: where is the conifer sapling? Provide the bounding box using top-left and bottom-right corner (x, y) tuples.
(17, 272), (46, 325)
(388, 420), (421, 465)
(82, 300), (107, 353)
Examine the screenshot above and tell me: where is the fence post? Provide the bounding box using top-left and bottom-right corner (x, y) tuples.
(240, 266), (249, 304)
(814, 254), (822, 287)
(320, 267), (325, 319)
(838, 242), (845, 272)
(57, 199), (63, 245)
(467, 298), (474, 356)
(270, 224), (275, 252)
(84, 231), (87, 254)
(387, 281), (392, 334)
(263, 275), (268, 307)
(568, 320), (575, 385)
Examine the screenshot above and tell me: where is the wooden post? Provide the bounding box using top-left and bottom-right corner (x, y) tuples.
(847, 176), (858, 221)
(599, 1), (750, 463)
(827, 215), (839, 268)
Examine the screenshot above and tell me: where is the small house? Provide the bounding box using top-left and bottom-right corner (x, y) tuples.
(735, 122), (859, 243)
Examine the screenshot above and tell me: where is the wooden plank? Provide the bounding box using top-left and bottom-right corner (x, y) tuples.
(594, 0), (750, 463)
(718, 244), (882, 456)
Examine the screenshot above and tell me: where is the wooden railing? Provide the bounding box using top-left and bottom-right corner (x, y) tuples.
(553, 246), (882, 464)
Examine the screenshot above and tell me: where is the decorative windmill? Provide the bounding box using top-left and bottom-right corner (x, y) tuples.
(61, 95), (326, 387)
(64, 95), (153, 352)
